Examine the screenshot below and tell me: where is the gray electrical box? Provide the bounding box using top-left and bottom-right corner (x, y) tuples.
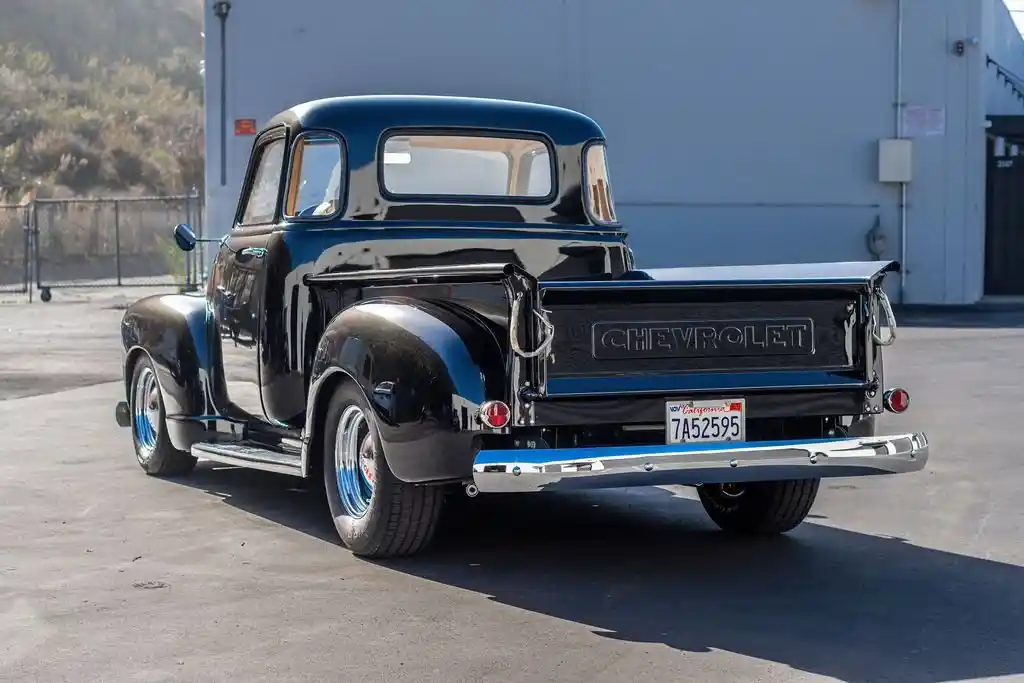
(878, 138), (913, 183)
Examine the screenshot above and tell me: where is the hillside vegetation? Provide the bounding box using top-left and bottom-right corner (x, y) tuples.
(0, 0), (204, 201)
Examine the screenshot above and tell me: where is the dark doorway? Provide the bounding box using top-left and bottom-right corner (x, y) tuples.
(985, 117), (1024, 296)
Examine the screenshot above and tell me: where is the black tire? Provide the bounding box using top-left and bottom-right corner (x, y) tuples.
(128, 356), (197, 477)
(322, 381), (444, 558)
(697, 479), (820, 535)
(39, 287), (52, 303)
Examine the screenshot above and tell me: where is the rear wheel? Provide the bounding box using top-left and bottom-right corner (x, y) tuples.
(322, 381), (443, 558)
(129, 356), (197, 477)
(697, 479), (820, 534)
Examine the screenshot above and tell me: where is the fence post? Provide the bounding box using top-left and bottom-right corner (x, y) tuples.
(184, 193), (193, 290)
(23, 202), (32, 303)
(114, 199), (122, 287)
(194, 187), (205, 285)
(31, 200), (40, 299)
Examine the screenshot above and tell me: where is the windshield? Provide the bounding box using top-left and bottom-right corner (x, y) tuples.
(380, 133), (554, 199)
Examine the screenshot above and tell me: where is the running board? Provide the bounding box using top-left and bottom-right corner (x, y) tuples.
(190, 442), (303, 477)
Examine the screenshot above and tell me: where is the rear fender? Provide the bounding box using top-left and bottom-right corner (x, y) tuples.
(120, 293), (214, 450)
(301, 297), (506, 482)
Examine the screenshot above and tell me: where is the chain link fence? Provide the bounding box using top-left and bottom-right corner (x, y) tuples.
(0, 204), (31, 294)
(27, 194), (203, 302)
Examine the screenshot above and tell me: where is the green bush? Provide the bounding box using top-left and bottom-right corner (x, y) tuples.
(154, 232), (189, 285)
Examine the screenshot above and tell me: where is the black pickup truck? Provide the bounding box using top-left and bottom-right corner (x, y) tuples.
(115, 94), (929, 558)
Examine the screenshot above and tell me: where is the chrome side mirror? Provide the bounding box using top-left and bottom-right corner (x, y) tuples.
(173, 223), (198, 252)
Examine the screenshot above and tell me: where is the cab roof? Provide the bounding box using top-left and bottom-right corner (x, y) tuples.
(260, 95), (612, 226)
(265, 94), (606, 147)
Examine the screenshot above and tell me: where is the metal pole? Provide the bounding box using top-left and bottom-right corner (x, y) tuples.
(895, 0), (908, 303)
(215, 1), (232, 187)
(219, 17), (227, 186)
(114, 200), (122, 286)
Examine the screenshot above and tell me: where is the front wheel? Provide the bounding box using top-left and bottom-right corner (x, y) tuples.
(697, 479), (820, 534)
(322, 381), (444, 558)
(128, 356), (197, 477)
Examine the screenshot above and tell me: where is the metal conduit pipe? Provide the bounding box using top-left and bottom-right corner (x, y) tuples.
(895, 0), (908, 302)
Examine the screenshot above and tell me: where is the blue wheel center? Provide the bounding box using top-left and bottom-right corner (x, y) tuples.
(335, 405), (375, 518)
(132, 367), (160, 455)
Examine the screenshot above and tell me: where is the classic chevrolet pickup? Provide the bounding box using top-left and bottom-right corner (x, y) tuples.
(115, 94), (929, 558)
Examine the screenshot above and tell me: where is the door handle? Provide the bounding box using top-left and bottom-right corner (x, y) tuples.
(217, 235), (263, 258)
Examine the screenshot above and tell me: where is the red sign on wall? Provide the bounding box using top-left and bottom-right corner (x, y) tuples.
(234, 118), (257, 135)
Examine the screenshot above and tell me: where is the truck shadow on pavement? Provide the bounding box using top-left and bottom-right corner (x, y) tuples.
(177, 464), (1022, 683)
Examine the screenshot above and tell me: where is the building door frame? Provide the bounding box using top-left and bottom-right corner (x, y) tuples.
(984, 116), (1024, 297)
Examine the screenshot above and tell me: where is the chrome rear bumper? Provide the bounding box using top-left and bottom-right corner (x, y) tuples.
(471, 432), (929, 493)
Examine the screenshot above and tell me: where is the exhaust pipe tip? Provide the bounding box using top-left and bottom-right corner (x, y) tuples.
(115, 401), (131, 428)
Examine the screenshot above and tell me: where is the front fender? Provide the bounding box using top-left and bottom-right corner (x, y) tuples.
(305, 297), (506, 483)
(120, 292), (213, 450)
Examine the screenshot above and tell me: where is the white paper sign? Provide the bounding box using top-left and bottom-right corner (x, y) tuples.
(902, 106), (946, 137)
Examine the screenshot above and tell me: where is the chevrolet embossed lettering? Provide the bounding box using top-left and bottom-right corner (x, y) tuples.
(590, 318), (815, 359)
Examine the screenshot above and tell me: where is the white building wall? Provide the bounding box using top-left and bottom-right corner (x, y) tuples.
(579, 0), (987, 305)
(204, 0), (1005, 305)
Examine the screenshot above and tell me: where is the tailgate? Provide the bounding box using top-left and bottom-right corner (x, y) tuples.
(537, 260), (898, 396)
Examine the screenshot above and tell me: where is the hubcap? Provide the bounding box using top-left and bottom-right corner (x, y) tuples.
(132, 366), (161, 460)
(335, 405), (375, 518)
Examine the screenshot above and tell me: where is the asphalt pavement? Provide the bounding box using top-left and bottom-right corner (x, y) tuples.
(1, 291), (1022, 683)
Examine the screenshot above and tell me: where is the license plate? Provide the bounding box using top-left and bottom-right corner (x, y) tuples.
(665, 398), (746, 444)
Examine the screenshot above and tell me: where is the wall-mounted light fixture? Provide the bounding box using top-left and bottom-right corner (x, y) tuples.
(954, 37), (979, 56)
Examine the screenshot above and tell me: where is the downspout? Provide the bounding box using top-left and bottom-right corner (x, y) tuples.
(214, 1), (232, 187)
(895, 0), (908, 302)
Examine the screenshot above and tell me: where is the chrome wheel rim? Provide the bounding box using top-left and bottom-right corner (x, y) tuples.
(718, 483), (746, 499)
(132, 366), (161, 461)
(335, 405), (375, 518)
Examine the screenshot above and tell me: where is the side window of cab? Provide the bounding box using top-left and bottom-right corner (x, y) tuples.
(239, 136), (287, 226)
(284, 132), (346, 219)
(583, 142), (618, 226)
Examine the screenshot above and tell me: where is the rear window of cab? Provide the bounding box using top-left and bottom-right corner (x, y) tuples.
(379, 132), (555, 200)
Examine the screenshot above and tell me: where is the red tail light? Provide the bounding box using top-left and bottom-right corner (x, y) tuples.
(883, 388), (911, 413)
(479, 400), (511, 429)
